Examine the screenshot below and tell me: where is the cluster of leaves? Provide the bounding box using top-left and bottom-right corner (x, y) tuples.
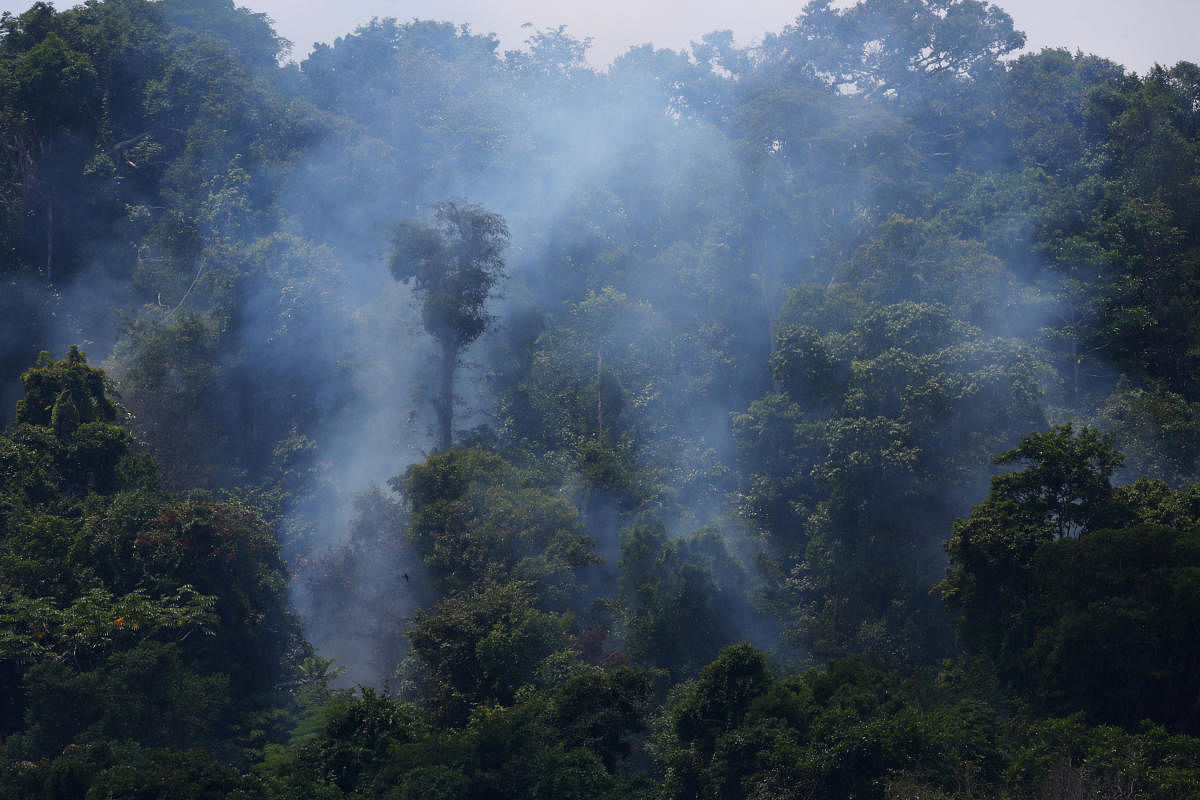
(268, 444), (661, 796)
(733, 297), (1050, 661)
(259, 672), (654, 800)
(0, 0), (347, 486)
(943, 425), (1200, 734)
(652, 644), (1200, 800)
(0, 350), (302, 788)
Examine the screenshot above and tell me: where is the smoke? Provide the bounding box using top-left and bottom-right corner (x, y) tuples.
(8, 0), (1181, 684)
(262, 8), (1017, 675)
(252, 21), (791, 680)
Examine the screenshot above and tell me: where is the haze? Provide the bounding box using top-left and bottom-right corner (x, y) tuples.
(2, 0), (1196, 72)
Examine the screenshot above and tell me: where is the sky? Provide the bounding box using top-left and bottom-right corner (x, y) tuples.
(1, 0), (1196, 73)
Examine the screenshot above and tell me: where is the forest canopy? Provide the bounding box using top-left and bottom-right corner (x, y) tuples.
(2, 0), (1200, 797)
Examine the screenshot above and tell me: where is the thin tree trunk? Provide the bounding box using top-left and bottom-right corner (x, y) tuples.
(45, 196), (53, 285)
(757, 232), (782, 394)
(434, 339), (456, 452)
(596, 348), (603, 438)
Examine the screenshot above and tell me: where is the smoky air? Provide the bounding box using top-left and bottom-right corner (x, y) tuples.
(2, 1), (1198, 795)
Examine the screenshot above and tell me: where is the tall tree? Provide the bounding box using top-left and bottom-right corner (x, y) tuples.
(388, 201), (508, 451)
(940, 425), (1124, 659)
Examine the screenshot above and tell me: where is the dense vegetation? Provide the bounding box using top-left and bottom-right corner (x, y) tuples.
(2, 0), (1199, 796)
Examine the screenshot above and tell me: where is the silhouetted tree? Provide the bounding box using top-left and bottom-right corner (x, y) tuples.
(388, 201), (508, 451)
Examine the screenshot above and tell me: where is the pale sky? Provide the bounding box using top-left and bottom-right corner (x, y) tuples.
(2, 0), (1196, 74)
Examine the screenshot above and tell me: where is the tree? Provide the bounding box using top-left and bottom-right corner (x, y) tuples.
(1022, 521), (1200, 732)
(617, 515), (755, 679)
(0, 348), (300, 762)
(940, 425), (1124, 658)
(736, 298), (1049, 661)
(388, 201), (509, 451)
(395, 446), (597, 605)
(8, 346), (131, 496)
(405, 581), (572, 724)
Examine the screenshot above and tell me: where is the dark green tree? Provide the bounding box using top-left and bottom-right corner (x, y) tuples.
(395, 446), (597, 605)
(1023, 520), (1200, 732)
(389, 201), (509, 451)
(736, 299), (1049, 661)
(941, 424), (1124, 659)
(0, 348), (301, 766)
(942, 428), (1200, 732)
(405, 581), (573, 724)
(618, 515), (756, 679)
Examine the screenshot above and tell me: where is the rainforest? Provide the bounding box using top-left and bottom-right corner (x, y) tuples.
(2, 0), (1199, 797)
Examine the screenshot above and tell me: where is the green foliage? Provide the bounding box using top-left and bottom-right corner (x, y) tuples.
(0, 585), (216, 672)
(274, 672), (652, 799)
(1, 741), (274, 800)
(656, 647), (1001, 800)
(941, 424), (1124, 656)
(838, 217), (1021, 330)
(397, 447), (597, 605)
(1024, 523), (1200, 731)
(618, 515), (759, 679)
(775, 0), (1025, 99)
(656, 646), (1200, 800)
(295, 687), (423, 793)
(738, 301), (1049, 660)
(112, 229), (353, 489)
(131, 498), (297, 697)
(5, 3), (1200, 796)
(502, 287), (678, 514)
(1099, 383), (1200, 485)
(405, 581), (574, 723)
(944, 428), (1200, 733)
(1000, 48), (1127, 178)
(1003, 716), (1200, 799)
(15, 346), (115, 429)
(389, 201), (509, 451)
(512, 288), (660, 451)
(10, 30), (97, 135)
(4, 348), (131, 498)
(388, 201), (509, 353)
(551, 667), (653, 768)
(0, 349), (299, 771)
(18, 641), (231, 758)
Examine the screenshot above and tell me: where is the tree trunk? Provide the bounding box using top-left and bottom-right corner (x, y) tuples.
(434, 339), (456, 452)
(596, 348), (603, 438)
(45, 195), (53, 285)
(757, 236), (782, 394)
